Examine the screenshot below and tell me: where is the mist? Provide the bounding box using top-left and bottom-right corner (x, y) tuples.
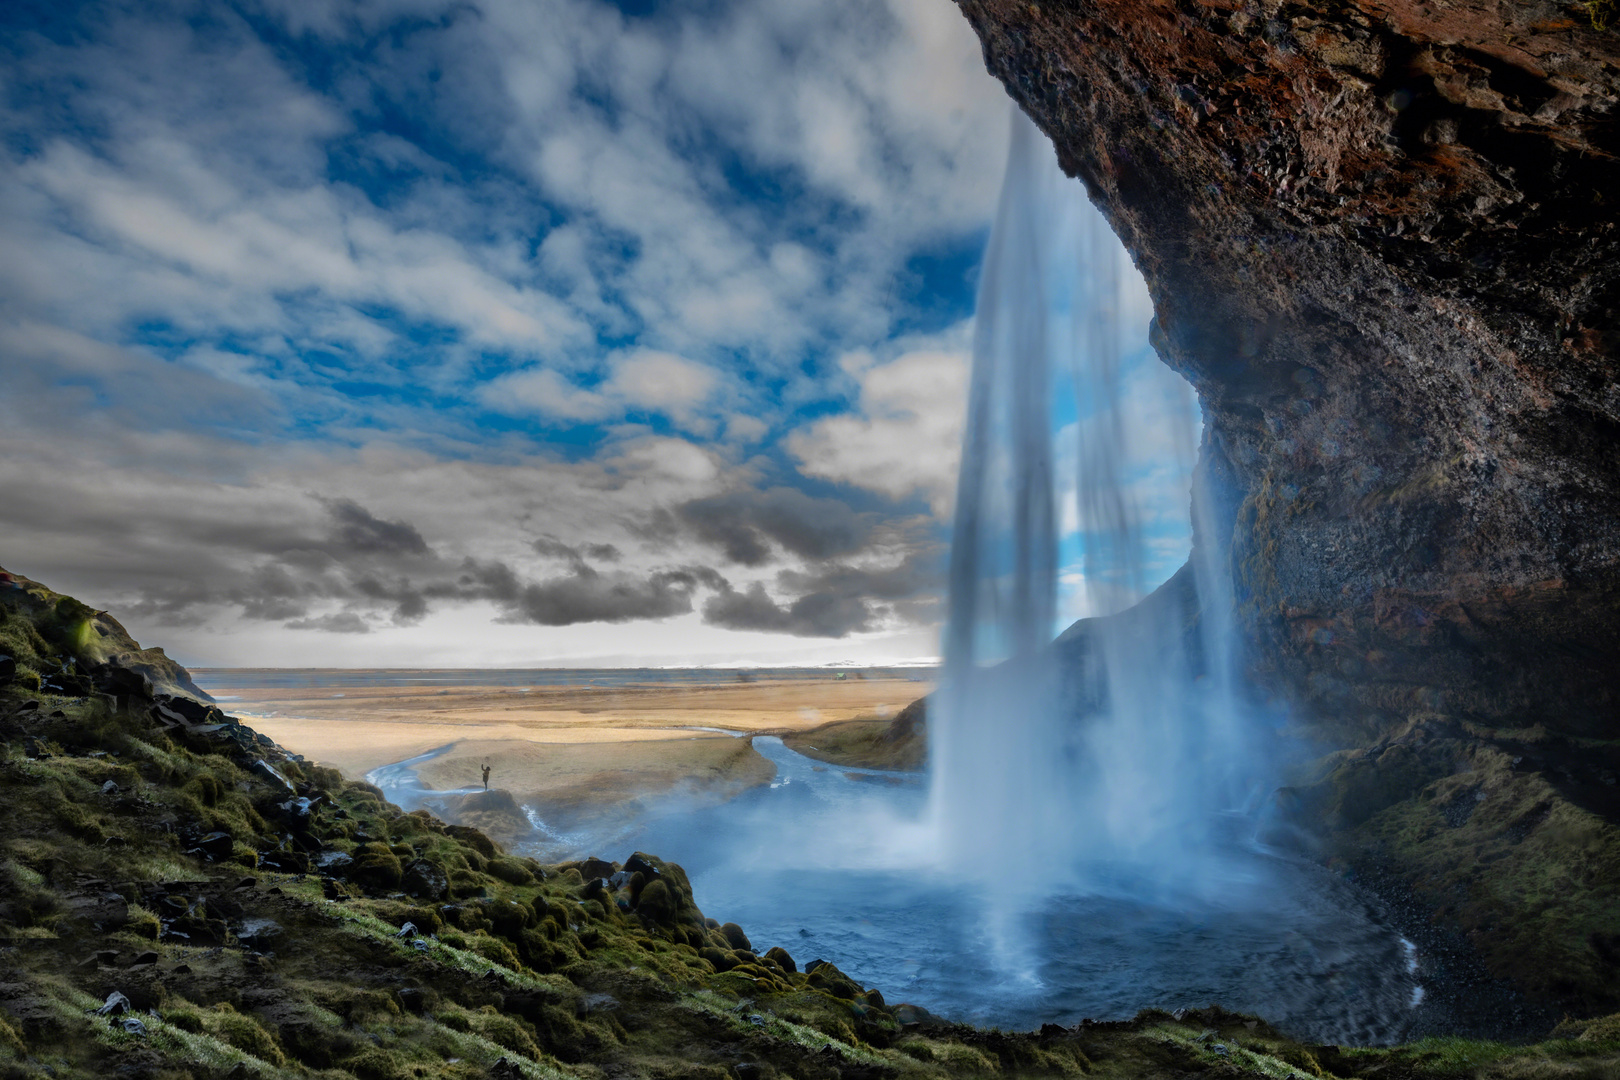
(358, 112), (1429, 1045)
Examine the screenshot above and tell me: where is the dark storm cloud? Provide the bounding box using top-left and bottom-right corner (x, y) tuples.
(321, 498), (431, 556)
(352, 575), (432, 626)
(449, 558), (730, 627)
(208, 499), (438, 627)
(531, 535), (621, 567)
(392, 588), (429, 622)
(699, 545), (944, 638)
(28, 466), (937, 638)
(531, 536), (583, 563)
(236, 596), (310, 621)
(623, 508), (682, 549)
(97, 495), (441, 630)
(702, 582), (874, 637)
(229, 564), (312, 621)
(777, 546), (942, 602)
(677, 487), (875, 566)
(285, 612), (371, 633)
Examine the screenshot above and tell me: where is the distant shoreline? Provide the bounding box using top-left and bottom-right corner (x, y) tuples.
(189, 672), (935, 835)
(192, 665), (938, 691)
(192, 663), (941, 673)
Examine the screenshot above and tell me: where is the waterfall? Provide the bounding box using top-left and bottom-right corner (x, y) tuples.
(930, 109), (1260, 898)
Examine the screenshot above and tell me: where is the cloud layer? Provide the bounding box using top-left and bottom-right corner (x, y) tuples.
(0, 0), (1016, 664)
(0, 0), (1195, 668)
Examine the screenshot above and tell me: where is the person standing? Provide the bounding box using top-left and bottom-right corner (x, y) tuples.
(481, 763), (491, 792)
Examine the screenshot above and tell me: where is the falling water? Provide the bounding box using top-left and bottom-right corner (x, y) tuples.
(930, 109), (1261, 901)
(343, 110), (1434, 1043)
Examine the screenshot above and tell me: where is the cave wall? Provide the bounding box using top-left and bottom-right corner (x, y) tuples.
(954, 0), (1620, 742)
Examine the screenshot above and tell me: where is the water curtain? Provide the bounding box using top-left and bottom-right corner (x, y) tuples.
(931, 109), (1257, 894)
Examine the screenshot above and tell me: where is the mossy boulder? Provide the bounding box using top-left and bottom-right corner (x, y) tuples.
(1553, 1012), (1620, 1043)
(719, 921), (752, 951)
(806, 960), (864, 1001)
(636, 878), (677, 925)
(700, 947), (735, 972)
(443, 823), (498, 859)
(488, 855), (536, 886)
(350, 842), (403, 890)
(399, 857), (447, 900)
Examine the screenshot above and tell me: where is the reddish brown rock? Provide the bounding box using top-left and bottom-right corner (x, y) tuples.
(955, 0), (1620, 738)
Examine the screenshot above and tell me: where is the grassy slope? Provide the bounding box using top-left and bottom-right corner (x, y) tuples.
(781, 698), (928, 772)
(3, 569), (1620, 1079)
(1281, 712), (1620, 1013)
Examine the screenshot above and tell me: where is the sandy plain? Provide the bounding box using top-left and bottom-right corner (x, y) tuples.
(206, 675), (932, 827)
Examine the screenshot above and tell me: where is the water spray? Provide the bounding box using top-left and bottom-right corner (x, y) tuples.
(930, 108), (1260, 908)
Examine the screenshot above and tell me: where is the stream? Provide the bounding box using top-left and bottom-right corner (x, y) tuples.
(369, 734), (1429, 1045)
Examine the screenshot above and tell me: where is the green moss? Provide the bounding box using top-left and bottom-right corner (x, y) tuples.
(470, 1005), (543, 1057)
(160, 1002), (282, 1066)
(490, 855), (537, 885)
(352, 842), (404, 890)
(0, 858), (65, 931)
(339, 1044), (423, 1080)
(0, 609), (52, 673)
(125, 901), (162, 940)
(465, 930), (522, 968)
(1325, 738), (1620, 1005)
(1552, 1014), (1619, 1042)
(183, 774), (224, 806)
(782, 708), (927, 772)
(0, 1009), (27, 1056)
(11, 571), (1620, 1080)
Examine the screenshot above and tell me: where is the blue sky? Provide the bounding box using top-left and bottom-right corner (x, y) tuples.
(0, 0), (1193, 667)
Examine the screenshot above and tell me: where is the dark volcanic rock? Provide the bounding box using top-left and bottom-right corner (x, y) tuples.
(90, 662), (149, 703)
(580, 856), (617, 881)
(194, 832), (234, 861)
(402, 858), (449, 901)
(955, 0), (1620, 739)
(250, 759), (294, 792)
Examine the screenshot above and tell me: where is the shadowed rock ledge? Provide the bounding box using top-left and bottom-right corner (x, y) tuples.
(952, 0), (1620, 1011)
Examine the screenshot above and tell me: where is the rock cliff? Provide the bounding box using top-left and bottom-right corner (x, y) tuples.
(953, 0), (1620, 1009)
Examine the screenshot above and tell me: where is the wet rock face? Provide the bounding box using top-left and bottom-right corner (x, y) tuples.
(955, 0), (1620, 737)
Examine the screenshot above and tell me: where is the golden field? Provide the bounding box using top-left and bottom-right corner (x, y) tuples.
(205, 674), (932, 826)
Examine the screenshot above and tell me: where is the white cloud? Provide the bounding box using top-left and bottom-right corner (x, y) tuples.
(476, 0), (1008, 362)
(787, 336), (972, 515)
(607, 350), (720, 421)
(0, 0), (1010, 414)
(723, 413), (771, 445)
(478, 348), (724, 431)
(16, 140), (584, 356)
(482, 367), (612, 421)
(0, 0), (1012, 665)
